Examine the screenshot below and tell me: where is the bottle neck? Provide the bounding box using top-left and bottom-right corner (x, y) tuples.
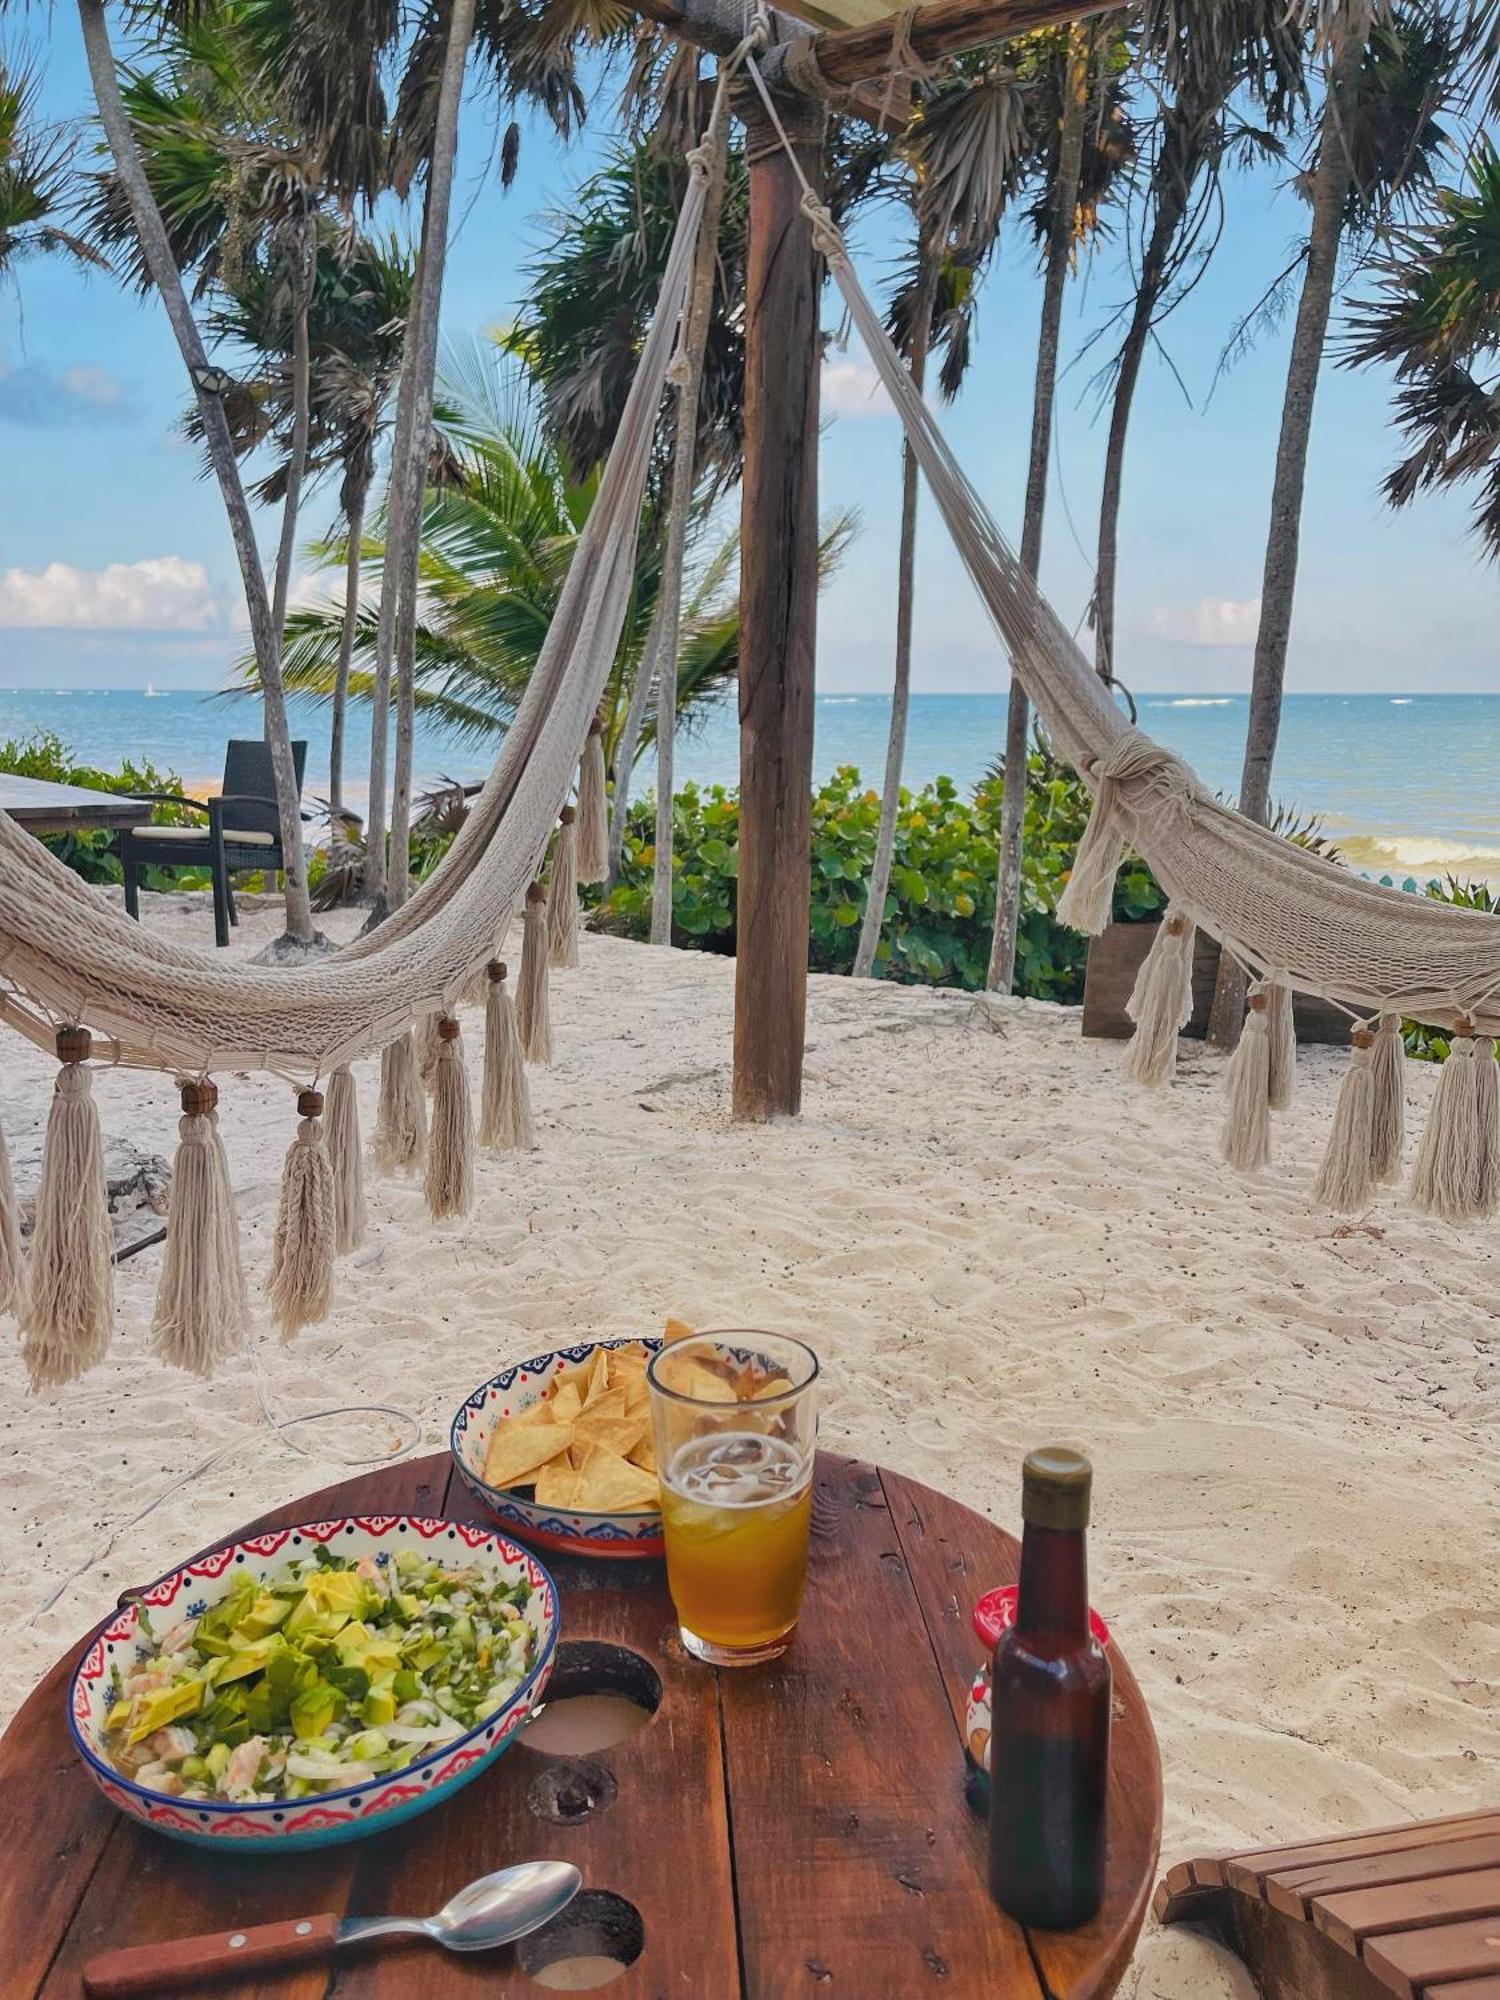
(1014, 1522), (1089, 1644)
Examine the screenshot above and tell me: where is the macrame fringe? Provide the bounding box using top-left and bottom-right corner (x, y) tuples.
(20, 1030), (115, 1389)
(1312, 1027), (1375, 1213)
(1219, 989), (1273, 1173)
(374, 1032), (427, 1172)
(152, 1079), (247, 1375)
(547, 807), (580, 970)
(1410, 1027), (1483, 1222)
(0, 1117), (20, 1318)
(325, 1065), (367, 1255)
(425, 1019), (475, 1219)
(416, 1009), (445, 1088)
(1369, 1014), (1406, 1183)
(268, 1090), (336, 1339)
(1265, 980), (1297, 1112)
(481, 962), (535, 1151)
(1124, 907), (1196, 1088)
(577, 716), (609, 885)
(518, 881), (553, 1064)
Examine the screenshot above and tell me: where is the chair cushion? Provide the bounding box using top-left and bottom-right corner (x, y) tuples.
(131, 826), (276, 847)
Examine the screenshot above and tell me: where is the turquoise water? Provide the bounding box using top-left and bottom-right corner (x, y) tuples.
(2, 687), (1496, 882)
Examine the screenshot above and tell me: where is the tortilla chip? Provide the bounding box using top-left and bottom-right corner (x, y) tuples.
(749, 1373), (794, 1402)
(571, 1441), (659, 1511)
(626, 1432), (657, 1475)
(550, 1380), (584, 1424)
(534, 1455), (582, 1508)
(606, 1346), (649, 1384)
(580, 1349), (612, 1407)
(588, 1414), (649, 1460)
(484, 1417), (576, 1490)
(578, 1385), (629, 1427)
(662, 1317), (695, 1345)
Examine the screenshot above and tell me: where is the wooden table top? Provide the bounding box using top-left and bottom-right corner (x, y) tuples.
(0, 1449), (1162, 2000)
(0, 773), (146, 833)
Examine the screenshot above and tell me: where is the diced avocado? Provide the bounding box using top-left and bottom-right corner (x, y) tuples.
(234, 1593), (292, 1640)
(392, 1668), (421, 1704)
(361, 1686), (398, 1727)
(288, 1682), (341, 1742)
(215, 1635), (286, 1685)
(343, 1728), (389, 1763)
(178, 1754), (208, 1781)
(396, 1593), (423, 1619)
(205, 1741), (232, 1781)
(450, 1613), (476, 1655)
(406, 1638), (446, 1672)
(105, 1698), (132, 1731)
(127, 1677), (203, 1745)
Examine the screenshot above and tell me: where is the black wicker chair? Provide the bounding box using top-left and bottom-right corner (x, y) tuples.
(120, 739), (308, 948)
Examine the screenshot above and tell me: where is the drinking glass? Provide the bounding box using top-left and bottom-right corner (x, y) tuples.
(646, 1331), (819, 1666)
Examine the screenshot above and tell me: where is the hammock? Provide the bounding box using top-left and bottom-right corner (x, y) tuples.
(5, 52), (1498, 1392)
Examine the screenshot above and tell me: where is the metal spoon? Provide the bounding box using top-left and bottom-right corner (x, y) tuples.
(82, 1860), (583, 1996)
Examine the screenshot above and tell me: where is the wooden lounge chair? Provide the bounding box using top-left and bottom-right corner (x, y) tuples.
(1154, 1808), (1500, 1999)
(119, 739), (307, 948)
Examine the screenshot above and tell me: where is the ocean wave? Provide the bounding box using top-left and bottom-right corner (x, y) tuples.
(820, 696), (861, 705)
(1390, 698), (1413, 705)
(1153, 697), (1236, 707)
(1339, 832), (1500, 883)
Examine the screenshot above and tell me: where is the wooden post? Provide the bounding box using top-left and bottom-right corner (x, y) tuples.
(732, 85), (825, 1123)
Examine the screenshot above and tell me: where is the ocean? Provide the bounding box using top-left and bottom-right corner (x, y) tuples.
(2, 686), (1496, 886)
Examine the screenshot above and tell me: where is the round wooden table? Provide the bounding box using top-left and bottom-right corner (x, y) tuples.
(0, 1451), (1161, 1999)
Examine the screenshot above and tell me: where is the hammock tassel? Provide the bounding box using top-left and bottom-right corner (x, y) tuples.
(20, 1028), (114, 1389)
(1410, 1024), (1482, 1221)
(325, 1065), (367, 1255)
(1124, 907), (1196, 1088)
(374, 1031), (427, 1172)
(268, 1089), (336, 1339)
(481, 962), (535, 1151)
(547, 807), (580, 970)
(416, 1009), (445, 1089)
(1312, 1026), (1376, 1213)
(0, 1117), (21, 1317)
(1369, 1014), (1406, 1183)
(518, 881), (553, 1064)
(1475, 1034), (1499, 1217)
(1219, 987), (1273, 1174)
(152, 1079), (246, 1375)
(1266, 980), (1297, 1112)
(577, 717), (608, 885)
(425, 1018), (475, 1220)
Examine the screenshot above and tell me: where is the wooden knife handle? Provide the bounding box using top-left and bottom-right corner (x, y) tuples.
(82, 1912), (339, 1996)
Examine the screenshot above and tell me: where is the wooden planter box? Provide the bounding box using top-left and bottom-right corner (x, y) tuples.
(1082, 919), (1349, 1045)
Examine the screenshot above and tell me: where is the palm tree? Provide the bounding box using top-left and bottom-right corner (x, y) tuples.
(1206, 0), (1460, 1044)
(988, 18), (1136, 995)
(1091, 0), (1304, 682)
(0, 51), (104, 285)
(1345, 137), (1500, 559)
(74, 0), (394, 951)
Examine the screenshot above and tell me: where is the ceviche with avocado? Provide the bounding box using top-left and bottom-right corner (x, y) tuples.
(101, 1547), (538, 1804)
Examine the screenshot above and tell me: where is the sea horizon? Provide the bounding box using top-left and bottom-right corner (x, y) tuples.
(2, 685), (1496, 887)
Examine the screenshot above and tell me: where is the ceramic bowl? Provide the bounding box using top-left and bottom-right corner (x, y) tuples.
(67, 1515), (558, 1852)
(451, 1339), (664, 1560)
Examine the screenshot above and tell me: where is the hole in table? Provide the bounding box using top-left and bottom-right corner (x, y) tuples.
(522, 1641), (662, 1756)
(527, 1758), (618, 1825)
(515, 1889), (644, 1991)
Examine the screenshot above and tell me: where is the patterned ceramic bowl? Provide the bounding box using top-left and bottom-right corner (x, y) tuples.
(451, 1339), (664, 1560)
(964, 1584), (1111, 1813)
(67, 1516), (559, 1852)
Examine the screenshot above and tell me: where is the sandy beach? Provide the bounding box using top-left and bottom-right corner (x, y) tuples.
(2, 892), (1495, 1996)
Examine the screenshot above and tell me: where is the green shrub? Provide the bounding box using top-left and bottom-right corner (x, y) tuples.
(0, 729), (207, 888)
(598, 758), (1165, 1003)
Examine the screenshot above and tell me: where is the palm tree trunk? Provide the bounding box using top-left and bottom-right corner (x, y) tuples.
(986, 19), (1090, 995)
(328, 458), (369, 821)
(270, 211), (315, 642)
(852, 230), (936, 980)
(360, 305), (416, 908)
(1093, 144), (1194, 682)
(1205, 38), (1362, 1049)
(77, 0), (316, 946)
(608, 612), (663, 886)
(386, 0), (477, 914)
(650, 94), (729, 948)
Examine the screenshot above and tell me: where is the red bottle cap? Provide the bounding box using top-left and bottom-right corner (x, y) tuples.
(972, 1584), (1110, 1651)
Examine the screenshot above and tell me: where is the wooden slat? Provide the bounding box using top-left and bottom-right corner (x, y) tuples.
(1363, 1917), (1500, 1999)
(1268, 1835), (1500, 1921)
(719, 1456), (1044, 1996)
(882, 1466), (1162, 2000)
(1313, 1869), (1500, 1958)
(1224, 1815), (1500, 1898)
(1426, 1981), (1500, 1999)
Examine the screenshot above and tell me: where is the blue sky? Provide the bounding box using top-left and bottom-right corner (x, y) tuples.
(1, 14), (1495, 697)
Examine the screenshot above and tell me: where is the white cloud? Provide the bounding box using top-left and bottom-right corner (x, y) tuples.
(1147, 595), (1260, 648)
(58, 364), (127, 411)
(0, 358), (130, 425)
(822, 348), (893, 420)
(0, 556), (227, 632)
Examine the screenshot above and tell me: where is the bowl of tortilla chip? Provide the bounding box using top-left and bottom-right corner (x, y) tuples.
(451, 1339), (665, 1559)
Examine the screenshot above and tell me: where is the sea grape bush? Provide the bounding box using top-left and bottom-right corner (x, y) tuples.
(601, 758), (1165, 1003)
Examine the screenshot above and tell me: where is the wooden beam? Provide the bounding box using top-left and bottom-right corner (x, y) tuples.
(732, 87), (825, 1123)
(802, 0), (1116, 87)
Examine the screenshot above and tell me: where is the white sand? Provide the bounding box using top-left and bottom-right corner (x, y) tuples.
(3, 893), (1496, 1997)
